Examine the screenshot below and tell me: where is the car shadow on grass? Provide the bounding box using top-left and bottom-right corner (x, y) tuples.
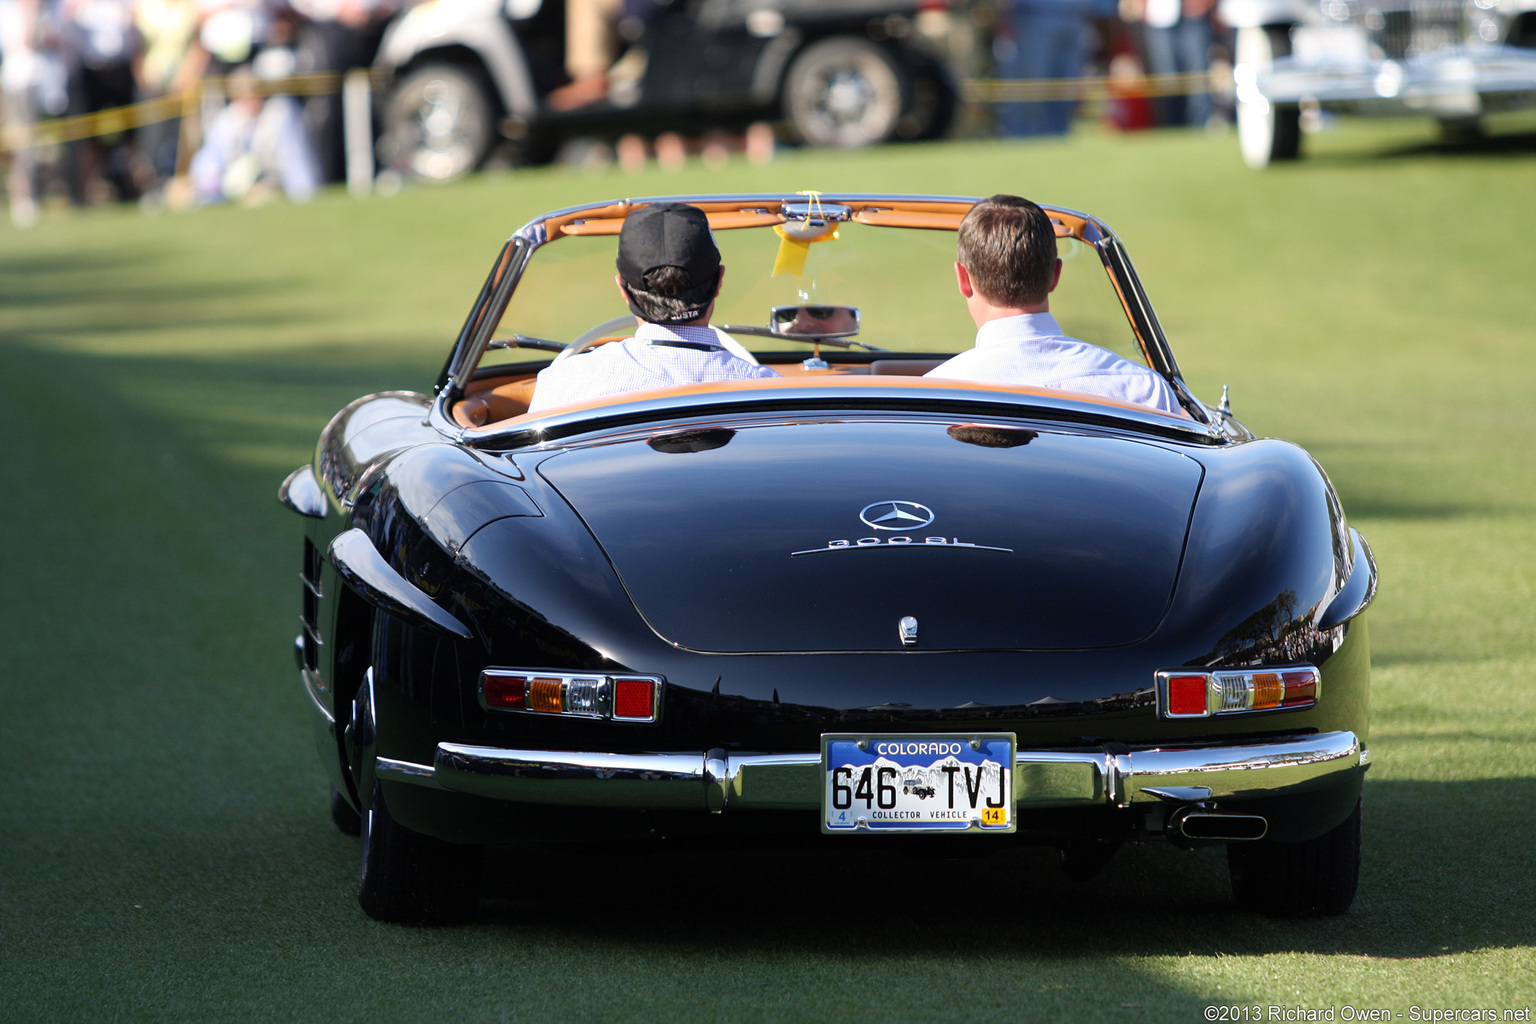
(471, 776), (1536, 960)
(1305, 127), (1536, 166)
(1377, 129), (1536, 160)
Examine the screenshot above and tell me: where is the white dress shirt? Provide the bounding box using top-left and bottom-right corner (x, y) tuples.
(925, 312), (1182, 415)
(527, 322), (780, 414)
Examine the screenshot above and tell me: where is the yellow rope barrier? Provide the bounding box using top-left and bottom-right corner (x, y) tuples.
(0, 68), (1227, 156)
(0, 70), (363, 154)
(962, 69), (1228, 103)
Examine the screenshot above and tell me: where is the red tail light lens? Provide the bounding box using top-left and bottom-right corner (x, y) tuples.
(612, 677), (657, 720)
(482, 673), (529, 710)
(1164, 674), (1211, 717)
(1281, 670), (1319, 706)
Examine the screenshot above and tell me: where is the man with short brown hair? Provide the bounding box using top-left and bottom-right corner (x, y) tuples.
(925, 194), (1182, 415)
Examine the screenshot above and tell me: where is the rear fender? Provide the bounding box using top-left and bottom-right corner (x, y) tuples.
(1158, 439), (1349, 665)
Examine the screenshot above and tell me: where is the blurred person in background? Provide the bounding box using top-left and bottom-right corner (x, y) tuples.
(549, 0), (620, 110)
(548, 0), (668, 111)
(2, 0), (69, 224)
(132, 0), (198, 193)
(1128, 0), (1214, 127)
(59, 0), (142, 202)
(188, 54), (317, 202)
(992, 0), (1116, 137)
(292, 0), (398, 182)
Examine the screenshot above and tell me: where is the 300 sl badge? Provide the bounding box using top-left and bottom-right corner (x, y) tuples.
(821, 734), (1016, 833)
(793, 502), (1013, 556)
(792, 536), (1014, 556)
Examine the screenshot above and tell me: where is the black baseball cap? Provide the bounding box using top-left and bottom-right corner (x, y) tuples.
(615, 202), (721, 294)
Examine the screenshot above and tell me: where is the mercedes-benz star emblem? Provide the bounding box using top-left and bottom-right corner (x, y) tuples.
(859, 501), (935, 531)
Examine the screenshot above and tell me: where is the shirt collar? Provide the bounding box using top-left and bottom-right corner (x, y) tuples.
(974, 312), (1065, 349)
(634, 322), (725, 348)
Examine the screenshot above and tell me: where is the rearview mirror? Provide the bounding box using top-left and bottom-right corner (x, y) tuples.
(769, 304), (860, 339)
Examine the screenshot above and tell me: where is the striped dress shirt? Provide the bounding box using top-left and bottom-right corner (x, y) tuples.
(527, 322), (780, 414)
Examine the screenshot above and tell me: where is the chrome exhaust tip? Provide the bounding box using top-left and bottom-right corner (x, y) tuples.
(1169, 807), (1269, 842)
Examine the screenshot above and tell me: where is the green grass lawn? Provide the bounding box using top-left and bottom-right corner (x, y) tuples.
(2, 119), (1534, 1022)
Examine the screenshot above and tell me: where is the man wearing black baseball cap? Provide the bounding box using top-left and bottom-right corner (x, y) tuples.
(528, 202), (779, 413)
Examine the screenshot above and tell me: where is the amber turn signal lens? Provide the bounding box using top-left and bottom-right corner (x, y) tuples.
(1250, 673), (1284, 710)
(527, 677), (564, 714)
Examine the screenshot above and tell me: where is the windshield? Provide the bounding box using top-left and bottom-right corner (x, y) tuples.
(480, 220), (1145, 372)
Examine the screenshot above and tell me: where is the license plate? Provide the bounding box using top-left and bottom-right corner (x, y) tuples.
(821, 733), (1015, 834)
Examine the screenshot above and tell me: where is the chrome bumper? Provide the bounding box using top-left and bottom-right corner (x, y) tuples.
(376, 731), (1368, 813)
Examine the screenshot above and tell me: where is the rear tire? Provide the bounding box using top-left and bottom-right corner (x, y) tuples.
(1235, 25), (1301, 169)
(1228, 797), (1361, 917)
(379, 62), (497, 183)
(358, 781), (483, 924)
(784, 38), (906, 148)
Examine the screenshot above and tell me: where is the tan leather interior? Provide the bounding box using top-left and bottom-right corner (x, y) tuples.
(868, 358), (945, 376)
(456, 377), (539, 427)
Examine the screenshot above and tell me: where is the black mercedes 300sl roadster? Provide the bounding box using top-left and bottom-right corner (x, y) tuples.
(280, 193), (1375, 923)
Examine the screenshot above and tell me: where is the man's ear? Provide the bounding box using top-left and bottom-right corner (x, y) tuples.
(713, 265), (726, 298)
(1048, 259), (1063, 294)
(614, 273), (629, 304)
(955, 262), (974, 299)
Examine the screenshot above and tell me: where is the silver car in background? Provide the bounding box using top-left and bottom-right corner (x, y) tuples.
(1222, 0), (1536, 166)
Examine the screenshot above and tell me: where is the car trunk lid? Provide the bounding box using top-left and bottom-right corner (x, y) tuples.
(537, 419), (1203, 653)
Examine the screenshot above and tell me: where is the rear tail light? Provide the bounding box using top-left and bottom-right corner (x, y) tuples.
(479, 669), (661, 723)
(1163, 674), (1210, 716)
(1156, 666), (1320, 718)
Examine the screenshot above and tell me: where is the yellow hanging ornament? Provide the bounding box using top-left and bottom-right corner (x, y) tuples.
(772, 192), (840, 277)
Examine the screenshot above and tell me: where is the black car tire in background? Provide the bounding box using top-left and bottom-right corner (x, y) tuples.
(783, 37), (907, 147)
(1235, 25), (1302, 169)
(358, 780), (484, 924)
(378, 62), (498, 182)
(1228, 798), (1362, 917)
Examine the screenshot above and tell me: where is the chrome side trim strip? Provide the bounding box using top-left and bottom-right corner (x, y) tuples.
(402, 732), (1365, 813)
